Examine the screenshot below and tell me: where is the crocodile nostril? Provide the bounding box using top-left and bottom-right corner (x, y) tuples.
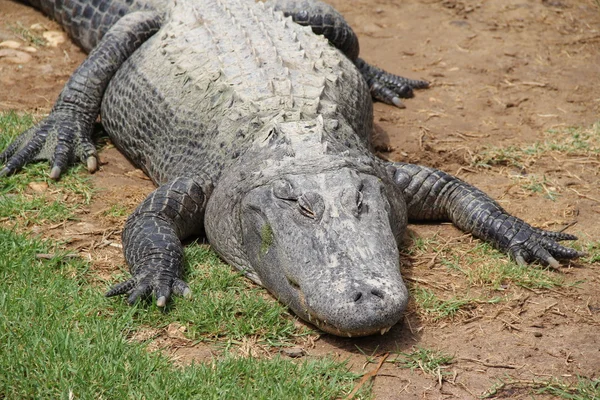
(353, 289), (385, 302)
(371, 289), (385, 300)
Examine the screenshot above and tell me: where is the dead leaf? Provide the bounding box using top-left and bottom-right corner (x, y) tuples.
(28, 182), (49, 193)
(166, 322), (188, 340)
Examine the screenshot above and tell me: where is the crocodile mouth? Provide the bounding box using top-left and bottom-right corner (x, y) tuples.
(305, 313), (394, 337)
(287, 276), (394, 337)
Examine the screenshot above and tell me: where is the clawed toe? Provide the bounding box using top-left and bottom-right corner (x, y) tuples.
(508, 227), (582, 268)
(355, 58), (429, 108)
(105, 278), (136, 297)
(106, 275), (191, 308)
(86, 156), (98, 172)
(49, 166), (63, 180)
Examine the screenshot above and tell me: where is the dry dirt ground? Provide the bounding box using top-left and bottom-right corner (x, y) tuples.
(1, 0), (599, 398)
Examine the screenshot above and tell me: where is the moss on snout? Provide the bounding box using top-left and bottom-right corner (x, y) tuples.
(260, 223), (274, 255)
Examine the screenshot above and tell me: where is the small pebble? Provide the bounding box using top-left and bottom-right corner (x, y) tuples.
(30, 23), (46, 31)
(0, 40), (22, 49)
(281, 347), (306, 358)
(43, 31), (67, 47)
(0, 49), (32, 64)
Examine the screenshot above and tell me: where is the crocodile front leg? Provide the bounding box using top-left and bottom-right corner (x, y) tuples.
(0, 10), (162, 179)
(106, 177), (212, 307)
(388, 162), (583, 266)
(265, 0), (429, 107)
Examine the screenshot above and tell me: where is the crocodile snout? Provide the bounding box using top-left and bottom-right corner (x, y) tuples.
(289, 272), (408, 337)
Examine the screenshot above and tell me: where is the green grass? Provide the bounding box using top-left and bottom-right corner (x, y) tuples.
(471, 121), (600, 169)
(8, 22), (46, 47)
(407, 238), (568, 320)
(447, 242), (566, 290)
(581, 241), (600, 264)
(103, 203), (130, 218)
(0, 228), (367, 399)
(411, 286), (501, 321)
(468, 122), (599, 201)
(471, 145), (526, 169)
(0, 111), (94, 226)
(484, 376), (600, 399)
(407, 236), (566, 293)
(392, 347), (454, 378)
(112, 242), (308, 344)
(515, 174), (558, 201)
(534, 377), (600, 399)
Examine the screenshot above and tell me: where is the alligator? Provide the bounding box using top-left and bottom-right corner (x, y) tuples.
(1, 0), (582, 337)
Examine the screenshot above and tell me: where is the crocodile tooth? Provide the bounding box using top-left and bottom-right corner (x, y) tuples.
(380, 326), (391, 335)
(347, 332), (352, 338)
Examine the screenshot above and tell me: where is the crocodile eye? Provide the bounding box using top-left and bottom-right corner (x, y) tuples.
(298, 193), (324, 220)
(298, 194), (316, 219)
(273, 179), (297, 200)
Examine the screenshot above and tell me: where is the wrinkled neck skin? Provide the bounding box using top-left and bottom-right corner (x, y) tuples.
(204, 122), (409, 337)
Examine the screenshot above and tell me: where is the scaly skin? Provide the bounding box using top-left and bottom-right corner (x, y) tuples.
(1, 0), (583, 337)
(24, 0), (160, 51)
(266, 0), (427, 106)
(0, 9), (162, 178)
(265, 0), (360, 60)
(106, 177), (212, 306)
(391, 163), (581, 266)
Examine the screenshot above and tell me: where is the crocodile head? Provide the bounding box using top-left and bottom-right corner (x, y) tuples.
(236, 166), (409, 337)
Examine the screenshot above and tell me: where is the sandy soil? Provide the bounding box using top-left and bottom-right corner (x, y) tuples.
(1, 0), (599, 398)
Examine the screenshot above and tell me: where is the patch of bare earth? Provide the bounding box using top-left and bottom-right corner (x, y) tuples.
(1, 0), (598, 398)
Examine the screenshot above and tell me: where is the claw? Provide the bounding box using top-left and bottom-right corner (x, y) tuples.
(515, 254), (527, 266)
(173, 278), (191, 298)
(127, 287), (149, 305)
(86, 156), (98, 173)
(0, 167), (10, 177)
(49, 166), (62, 180)
(392, 97), (406, 109)
(547, 257), (560, 268)
(156, 296), (167, 307)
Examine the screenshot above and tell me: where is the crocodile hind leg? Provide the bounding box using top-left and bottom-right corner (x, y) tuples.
(0, 11), (161, 179)
(387, 162), (583, 266)
(354, 59), (430, 108)
(265, 0), (429, 107)
(106, 177), (213, 306)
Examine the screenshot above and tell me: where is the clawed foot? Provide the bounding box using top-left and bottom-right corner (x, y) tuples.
(355, 57), (429, 108)
(106, 268), (191, 307)
(506, 227), (584, 268)
(0, 111), (98, 180)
